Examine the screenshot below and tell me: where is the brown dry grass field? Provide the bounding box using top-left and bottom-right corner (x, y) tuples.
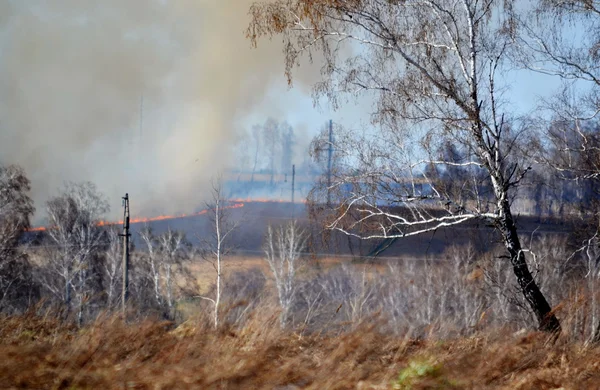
(189, 255), (352, 293)
(4, 255), (600, 389)
(2, 310), (600, 389)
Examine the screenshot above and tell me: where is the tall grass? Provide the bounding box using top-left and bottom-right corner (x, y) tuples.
(1, 307), (600, 389)
(4, 236), (600, 388)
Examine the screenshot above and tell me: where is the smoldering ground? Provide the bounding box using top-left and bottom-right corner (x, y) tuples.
(0, 0), (324, 222)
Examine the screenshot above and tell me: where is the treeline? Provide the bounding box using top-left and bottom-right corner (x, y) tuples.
(423, 120), (600, 220)
(233, 118), (337, 182)
(234, 117), (298, 183)
(0, 170), (196, 323)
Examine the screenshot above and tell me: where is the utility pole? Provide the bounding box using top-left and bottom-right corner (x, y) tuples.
(139, 95), (144, 142)
(327, 119), (333, 206)
(291, 164), (295, 219)
(120, 193), (130, 316)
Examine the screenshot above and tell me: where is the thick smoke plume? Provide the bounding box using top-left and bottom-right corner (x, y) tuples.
(0, 0), (319, 221)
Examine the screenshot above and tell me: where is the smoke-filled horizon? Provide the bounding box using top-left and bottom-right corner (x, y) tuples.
(0, 0), (333, 223)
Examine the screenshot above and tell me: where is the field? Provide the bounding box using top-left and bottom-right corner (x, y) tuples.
(1, 310), (600, 389)
(13, 203), (597, 389)
(2, 251), (599, 390)
(129, 201), (573, 258)
(188, 255), (350, 292)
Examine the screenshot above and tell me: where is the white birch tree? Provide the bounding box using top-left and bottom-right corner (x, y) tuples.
(139, 226), (189, 317)
(264, 220), (307, 328)
(102, 226), (122, 310)
(0, 164), (35, 312)
(516, 0), (600, 336)
(248, 0), (561, 331)
(42, 181), (109, 324)
(197, 176), (240, 329)
(139, 225), (163, 308)
(157, 228), (188, 315)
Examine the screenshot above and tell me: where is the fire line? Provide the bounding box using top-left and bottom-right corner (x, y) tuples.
(27, 202), (245, 232)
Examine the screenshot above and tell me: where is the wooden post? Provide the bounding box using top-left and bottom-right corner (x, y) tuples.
(291, 164), (295, 219)
(120, 193), (130, 316)
(327, 119), (333, 206)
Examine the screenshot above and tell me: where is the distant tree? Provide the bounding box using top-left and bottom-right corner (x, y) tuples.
(139, 225), (163, 309)
(40, 181), (109, 324)
(543, 120), (599, 213)
(263, 118), (281, 185)
(514, 1), (600, 339)
(264, 220), (307, 328)
(280, 121), (295, 175)
(139, 226), (190, 318)
(425, 141), (494, 213)
(516, 0), (600, 214)
(308, 121), (345, 210)
(157, 228), (190, 316)
(251, 124), (263, 183)
(516, 1), (600, 118)
(234, 129), (252, 181)
(0, 164), (35, 312)
(101, 226), (122, 310)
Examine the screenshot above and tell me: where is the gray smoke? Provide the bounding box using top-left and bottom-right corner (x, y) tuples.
(0, 0), (322, 222)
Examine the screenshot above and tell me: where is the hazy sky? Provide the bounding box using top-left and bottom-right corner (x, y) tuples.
(0, 0), (333, 221)
(0, 1), (562, 223)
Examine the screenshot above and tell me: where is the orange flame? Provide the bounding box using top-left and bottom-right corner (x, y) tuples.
(28, 202), (245, 232)
(27, 226), (47, 232)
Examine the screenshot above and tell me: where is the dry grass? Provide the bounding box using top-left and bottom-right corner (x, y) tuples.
(1, 310), (600, 390)
(187, 255), (353, 294)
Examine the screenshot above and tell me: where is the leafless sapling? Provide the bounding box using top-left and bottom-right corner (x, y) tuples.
(197, 176), (240, 329)
(139, 225), (190, 318)
(264, 220), (307, 328)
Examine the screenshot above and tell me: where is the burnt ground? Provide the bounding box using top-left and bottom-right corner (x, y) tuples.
(124, 201), (575, 259)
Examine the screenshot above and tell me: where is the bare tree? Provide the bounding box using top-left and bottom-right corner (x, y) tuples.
(248, 0), (560, 331)
(516, 1), (600, 213)
(157, 228), (189, 315)
(264, 220), (307, 328)
(322, 263), (378, 325)
(41, 181), (109, 324)
(138, 226), (190, 317)
(250, 124), (263, 183)
(0, 164), (35, 312)
(263, 117), (281, 185)
(280, 121), (295, 174)
(197, 176), (240, 328)
(234, 129), (252, 182)
(139, 225), (163, 308)
(516, 1), (600, 118)
(102, 226), (122, 310)
(516, 2), (600, 335)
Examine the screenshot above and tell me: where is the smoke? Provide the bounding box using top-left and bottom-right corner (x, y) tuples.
(0, 0), (321, 221)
